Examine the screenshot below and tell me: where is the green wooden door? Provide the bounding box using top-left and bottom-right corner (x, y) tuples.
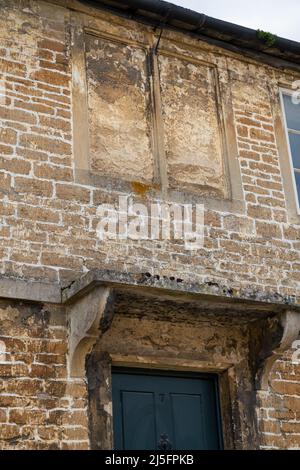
(112, 368), (222, 450)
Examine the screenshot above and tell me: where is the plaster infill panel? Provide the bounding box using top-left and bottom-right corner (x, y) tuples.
(158, 53), (226, 197)
(85, 34), (154, 183)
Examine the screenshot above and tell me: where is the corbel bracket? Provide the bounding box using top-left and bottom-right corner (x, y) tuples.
(256, 310), (300, 390)
(67, 286), (113, 378)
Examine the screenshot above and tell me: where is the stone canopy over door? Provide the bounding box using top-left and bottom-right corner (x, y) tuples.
(63, 271), (300, 450)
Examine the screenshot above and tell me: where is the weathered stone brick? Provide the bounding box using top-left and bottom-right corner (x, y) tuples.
(0, 157), (31, 174)
(247, 204), (272, 220)
(62, 426), (88, 440)
(41, 252), (83, 270)
(0, 106), (36, 124)
(34, 163), (73, 181)
(0, 424), (21, 440)
(250, 128), (275, 143)
(283, 226), (300, 240)
(239, 149), (260, 160)
(0, 172), (11, 191)
(31, 70), (69, 87)
(18, 205), (60, 223)
(15, 177), (53, 197)
(9, 409), (46, 426)
(56, 184), (90, 203)
(0, 0), (300, 453)
(19, 134), (71, 156)
(0, 58), (26, 75)
(14, 100), (54, 116)
(38, 39), (65, 53)
(237, 125), (248, 137)
(0, 128), (17, 145)
(256, 221), (282, 239)
(39, 115), (71, 133)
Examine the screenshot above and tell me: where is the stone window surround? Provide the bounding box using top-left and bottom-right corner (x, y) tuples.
(71, 10), (245, 214)
(272, 81), (300, 225)
(280, 88), (300, 214)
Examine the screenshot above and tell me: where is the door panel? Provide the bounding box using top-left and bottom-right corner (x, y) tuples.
(121, 391), (156, 450)
(112, 369), (222, 450)
(170, 394), (205, 449)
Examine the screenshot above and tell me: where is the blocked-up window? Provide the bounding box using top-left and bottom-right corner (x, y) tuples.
(158, 54), (226, 197)
(281, 92), (300, 212)
(85, 35), (154, 184)
(72, 14), (244, 210)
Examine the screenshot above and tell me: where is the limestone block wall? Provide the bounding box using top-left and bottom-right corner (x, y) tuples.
(0, 0), (299, 450)
(0, 0), (298, 297)
(0, 300), (89, 450)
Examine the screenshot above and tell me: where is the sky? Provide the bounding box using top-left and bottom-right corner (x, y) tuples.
(171, 0), (300, 42)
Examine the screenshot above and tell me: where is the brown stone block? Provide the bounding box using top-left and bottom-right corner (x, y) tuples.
(32, 70), (69, 88)
(284, 227), (300, 240)
(37, 425), (61, 441)
(0, 424), (21, 440)
(39, 116), (71, 133)
(39, 59), (68, 73)
(61, 441), (89, 450)
(257, 197), (285, 208)
(35, 353), (66, 365)
(62, 426), (88, 441)
(0, 172), (11, 191)
(56, 184), (90, 203)
(5, 379), (44, 396)
(14, 100), (54, 116)
(0, 128), (17, 145)
(38, 39), (65, 54)
(272, 381), (300, 396)
(284, 396), (300, 411)
(9, 409), (46, 426)
(239, 149), (260, 160)
(256, 221), (282, 239)
(0, 58), (26, 76)
(19, 134), (71, 156)
(259, 420), (280, 434)
(237, 125), (248, 138)
(41, 252), (83, 270)
(247, 204), (272, 220)
(237, 117), (261, 127)
(0, 363), (29, 378)
(18, 205), (60, 223)
(44, 380), (67, 396)
(0, 157), (31, 174)
(281, 422), (300, 433)
(15, 176), (53, 197)
(34, 163), (73, 181)
(250, 128), (275, 143)
(0, 106), (36, 125)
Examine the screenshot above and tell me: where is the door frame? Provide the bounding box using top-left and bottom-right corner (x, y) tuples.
(86, 352), (238, 449)
(109, 354), (236, 449)
(111, 366), (224, 450)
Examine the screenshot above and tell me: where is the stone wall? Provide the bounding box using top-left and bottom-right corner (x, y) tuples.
(0, 0), (299, 450)
(1, 291), (300, 450)
(0, 0), (298, 295)
(0, 299), (89, 449)
(258, 352), (300, 449)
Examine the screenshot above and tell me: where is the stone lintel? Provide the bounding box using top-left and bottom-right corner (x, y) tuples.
(0, 270), (299, 312)
(61, 268), (300, 312)
(0, 276), (61, 304)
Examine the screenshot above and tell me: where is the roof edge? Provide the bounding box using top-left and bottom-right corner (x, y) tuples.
(81, 0), (300, 71)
